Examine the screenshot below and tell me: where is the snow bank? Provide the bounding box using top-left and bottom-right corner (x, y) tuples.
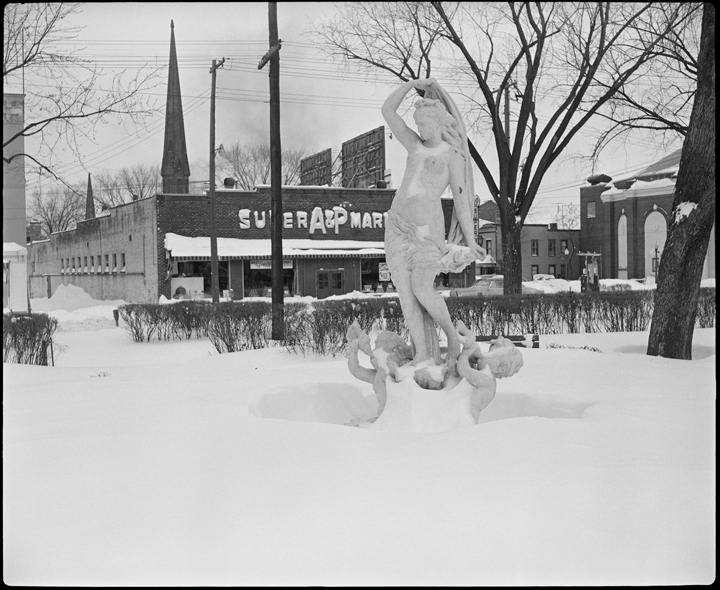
(3, 328), (715, 586)
(27, 284), (126, 332)
(30, 283), (126, 313)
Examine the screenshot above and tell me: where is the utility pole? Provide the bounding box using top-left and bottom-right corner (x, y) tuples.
(258, 2), (283, 339)
(208, 57), (225, 304)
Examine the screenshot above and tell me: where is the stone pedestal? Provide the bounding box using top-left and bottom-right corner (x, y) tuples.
(371, 376), (477, 433)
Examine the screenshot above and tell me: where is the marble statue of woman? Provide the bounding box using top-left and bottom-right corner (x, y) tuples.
(382, 78), (486, 374)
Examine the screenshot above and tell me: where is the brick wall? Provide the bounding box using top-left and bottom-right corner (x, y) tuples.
(28, 198), (159, 303)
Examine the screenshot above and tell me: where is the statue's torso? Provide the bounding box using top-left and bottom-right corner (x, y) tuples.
(391, 141), (452, 242)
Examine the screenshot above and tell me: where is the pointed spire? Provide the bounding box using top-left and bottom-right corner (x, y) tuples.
(161, 19), (190, 194)
(85, 173), (95, 220)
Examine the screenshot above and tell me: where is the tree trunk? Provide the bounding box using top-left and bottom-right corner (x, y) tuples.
(501, 218), (523, 296)
(647, 3), (715, 360)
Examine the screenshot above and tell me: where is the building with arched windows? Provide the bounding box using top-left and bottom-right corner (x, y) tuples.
(579, 149), (715, 281)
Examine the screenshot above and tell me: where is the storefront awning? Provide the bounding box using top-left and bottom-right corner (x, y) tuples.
(164, 233), (386, 261)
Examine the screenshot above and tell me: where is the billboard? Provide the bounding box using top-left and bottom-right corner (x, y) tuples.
(341, 126), (385, 189)
(300, 148), (333, 186)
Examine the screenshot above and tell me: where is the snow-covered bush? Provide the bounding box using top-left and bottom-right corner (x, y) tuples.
(2, 312), (58, 365)
(207, 301), (272, 353)
(695, 287), (716, 328)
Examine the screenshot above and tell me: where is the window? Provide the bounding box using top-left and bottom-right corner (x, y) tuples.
(72, 257), (76, 274)
(112, 253), (118, 273)
(485, 239), (492, 257)
(531, 265), (539, 277)
(587, 201), (596, 218)
(83, 256), (88, 273)
(121, 253), (126, 273)
(548, 239), (556, 257)
(548, 264), (556, 277)
(331, 271), (343, 290)
(561, 239), (568, 253)
(531, 240), (539, 256)
(318, 273), (328, 290)
(104, 254), (110, 273)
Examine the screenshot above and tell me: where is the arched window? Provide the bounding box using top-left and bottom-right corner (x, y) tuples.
(644, 210), (667, 279)
(618, 214), (628, 279)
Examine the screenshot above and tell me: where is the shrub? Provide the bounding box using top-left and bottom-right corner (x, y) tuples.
(118, 304), (157, 342)
(3, 312), (59, 365)
(207, 301), (271, 353)
(695, 287), (716, 329)
(113, 287), (715, 354)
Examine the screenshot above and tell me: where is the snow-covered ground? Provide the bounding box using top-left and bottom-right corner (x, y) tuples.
(3, 284), (716, 585)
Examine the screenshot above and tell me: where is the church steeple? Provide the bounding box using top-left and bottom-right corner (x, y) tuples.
(161, 20), (191, 194)
(85, 173), (95, 220)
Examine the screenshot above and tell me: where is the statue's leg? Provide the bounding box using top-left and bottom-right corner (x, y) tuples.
(420, 308), (441, 364)
(411, 267), (461, 373)
(392, 268), (429, 363)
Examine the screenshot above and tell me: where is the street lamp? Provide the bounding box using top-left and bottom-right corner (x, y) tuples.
(561, 238), (575, 279)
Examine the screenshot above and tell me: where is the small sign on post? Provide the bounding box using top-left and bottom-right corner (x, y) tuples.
(379, 262), (391, 283)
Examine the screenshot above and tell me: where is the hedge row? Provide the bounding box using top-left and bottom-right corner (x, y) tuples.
(3, 312), (59, 366)
(116, 287), (716, 356)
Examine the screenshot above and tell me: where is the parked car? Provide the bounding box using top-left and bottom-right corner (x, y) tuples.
(449, 275), (543, 297)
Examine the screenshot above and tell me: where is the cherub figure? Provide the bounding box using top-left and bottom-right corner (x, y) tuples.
(346, 321), (413, 415)
(454, 321), (524, 421)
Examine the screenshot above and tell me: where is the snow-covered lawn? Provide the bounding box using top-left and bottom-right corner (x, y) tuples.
(3, 285), (716, 586)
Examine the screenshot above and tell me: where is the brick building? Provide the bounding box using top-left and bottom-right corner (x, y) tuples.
(474, 200), (581, 280)
(579, 149), (715, 281)
(27, 186), (470, 302)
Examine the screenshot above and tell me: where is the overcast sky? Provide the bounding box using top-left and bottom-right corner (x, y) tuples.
(17, 2), (683, 223)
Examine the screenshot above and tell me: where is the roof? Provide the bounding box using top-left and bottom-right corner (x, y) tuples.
(165, 233), (385, 260)
(636, 149), (681, 179)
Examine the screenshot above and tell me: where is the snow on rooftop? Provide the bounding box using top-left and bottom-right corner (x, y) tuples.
(602, 176), (676, 199)
(477, 217), (495, 228)
(164, 233), (385, 259)
(3, 242), (28, 254)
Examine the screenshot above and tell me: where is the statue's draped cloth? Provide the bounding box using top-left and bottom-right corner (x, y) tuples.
(422, 82), (475, 248)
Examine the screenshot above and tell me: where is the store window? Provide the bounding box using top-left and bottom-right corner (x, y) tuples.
(361, 258), (379, 290)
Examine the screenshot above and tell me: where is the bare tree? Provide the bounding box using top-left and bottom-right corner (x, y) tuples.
(551, 203), (580, 230)
(217, 142), (307, 190)
(92, 171), (126, 210)
(30, 183), (85, 235)
(314, 2), (694, 295)
(118, 164), (161, 200)
(91, 164), (161, 209)
(3, 3), (162, 182)
(647, 3), (715, 359)
(589, 3), (701, 157)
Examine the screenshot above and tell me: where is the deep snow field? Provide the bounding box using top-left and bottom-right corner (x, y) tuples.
(3, 283), (716, 586)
